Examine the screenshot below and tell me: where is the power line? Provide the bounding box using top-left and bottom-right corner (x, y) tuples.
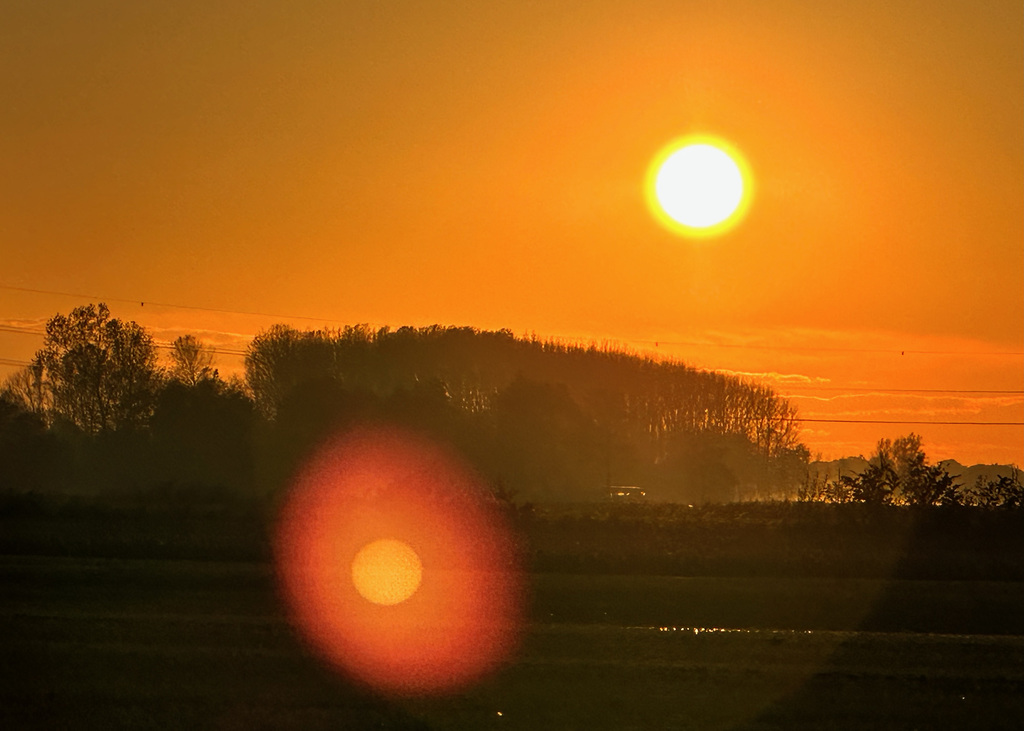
(151, 342), (249, 357)
(797, 418), (1024, 426)
(0, 360), (1019, 426)
(0, 325), (249, 357)
(0, 325), (45, 336)
(5, 282), (1023, 358)
(636, 338), (1024, 357)
(7, 327), (1016, 393)
(784, 387), (1024, 395)
(0, 283), (352, 325)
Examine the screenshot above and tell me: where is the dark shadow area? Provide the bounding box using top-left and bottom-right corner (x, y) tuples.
(745, 631), (1024, 731)
(0, 556), (435, 730)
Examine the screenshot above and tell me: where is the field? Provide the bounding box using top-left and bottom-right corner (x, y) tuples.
(3, 554), (1023, 730)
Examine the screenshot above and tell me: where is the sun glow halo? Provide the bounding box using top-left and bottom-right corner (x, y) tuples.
(646, 136), (752, 238)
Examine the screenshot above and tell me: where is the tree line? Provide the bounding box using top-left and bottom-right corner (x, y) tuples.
(4, 303), (1015, 507)
(798, 433), (1022, 508)
(0, 303), (816, 503)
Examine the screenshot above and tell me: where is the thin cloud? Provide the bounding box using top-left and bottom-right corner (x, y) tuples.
(0, 317), (47, 332)
(653, 325), (1023, 357)
(717, 369), (832, 384)
(146, 325), (253, 351)
(804, 404), (1014, 419)
(786, 393), (1024, 407)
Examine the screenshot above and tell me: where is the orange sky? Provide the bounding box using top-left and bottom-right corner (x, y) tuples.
(1, 1), (1021, 466)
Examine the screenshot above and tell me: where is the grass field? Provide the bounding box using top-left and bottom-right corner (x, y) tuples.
(3, 556), (1023, 729)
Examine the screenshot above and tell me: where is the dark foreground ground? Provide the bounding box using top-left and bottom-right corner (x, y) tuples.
(3, 555), (1023, 730)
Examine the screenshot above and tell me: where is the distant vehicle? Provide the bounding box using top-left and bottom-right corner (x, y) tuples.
(608, 485), (646, 500)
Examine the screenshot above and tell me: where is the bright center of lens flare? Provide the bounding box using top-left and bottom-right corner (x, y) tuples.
(351, 539), (422, 606)
(645, 136), (752, 238)
(275, 426), (524, 697)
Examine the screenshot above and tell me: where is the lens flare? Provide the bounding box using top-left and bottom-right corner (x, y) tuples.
(274, 425), (524, 697)
(351, 539), (423, 606)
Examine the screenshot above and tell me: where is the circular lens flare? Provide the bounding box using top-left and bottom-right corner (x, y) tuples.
(645, 135), (753, 238)
(351, 539), (423, 606)
(275, 425), (524, 697)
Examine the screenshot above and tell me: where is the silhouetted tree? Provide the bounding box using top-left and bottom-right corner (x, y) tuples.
(806, 434), (962, 506)
(764, 443), (812, 498)
(875, 434), (918, 485)
(242, 323), (809, 501)
(33, 303), (160, 432)
(486, 376), (605, 501)
(384, 377), (458, 435)
(871, 434), (959, 505)
(167, 334), (216, 386)
(274, 378), (376, 449)
(150, 377), (256, 495)
(658, 431), (748, 503)
(963, 469), (1024, 508)
(900, 454), (959, 506)
(245, 325), (340, 419)
(846, 460), (897, 504)
(0, 392), (65, 491)
(0, 363), (47, 417)
(798, 470), (856, 503)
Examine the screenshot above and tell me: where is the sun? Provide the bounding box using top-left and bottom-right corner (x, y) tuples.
(351, 538), (423, 606)
(646, 135), (752, 238)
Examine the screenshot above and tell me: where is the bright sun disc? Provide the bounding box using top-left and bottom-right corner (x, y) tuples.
(646, 136), (752, 238)
(351, 539), (422, 606)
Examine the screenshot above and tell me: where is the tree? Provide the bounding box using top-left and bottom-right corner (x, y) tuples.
(245, 325), (338, 419)
(900, 452), (959, 506)
(848, 459), (898, 504)
(486, 376), (604, 501)
(33, 303), (160, 432)
(839, 434), (959, 506)
(964, 469), (1024, 508)
(150, 378), (256, 494)
(0, 391), (65, 491)
(0, 363), (47, 416)
(241, 322), (811, 500)
(167, 334), (216, 386)
(659, 431), (747, 503)
(876, 434), (921, 486)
